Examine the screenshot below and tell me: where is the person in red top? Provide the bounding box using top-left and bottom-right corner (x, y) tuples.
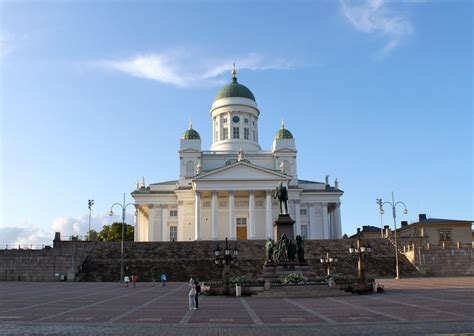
(131, 274), (137, 288)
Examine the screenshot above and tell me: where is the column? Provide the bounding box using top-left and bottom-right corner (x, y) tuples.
(295, 200), (301, 237)
(308, 204), (316, 239)
(228, 192), (235, 240)
(265, 190), (273, 239)
(211, 192), (218, 240)
(162, 205), (168, 242)
(334, 202), (342, 239)
(134, 207), (139, 242)
(322, 202), (329, 239)
(248, 191), (256, 239)
(148, 205), (155, 241)
(194, 192), (201, 240)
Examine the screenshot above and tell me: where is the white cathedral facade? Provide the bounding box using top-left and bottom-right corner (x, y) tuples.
(132, 67), (343, 242)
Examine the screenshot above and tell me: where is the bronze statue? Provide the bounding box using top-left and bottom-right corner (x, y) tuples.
(265, 238), (274, 262)
(274, 182), (288, 215)
(287, 239), (297, 261)
(296, 235), (305, 262)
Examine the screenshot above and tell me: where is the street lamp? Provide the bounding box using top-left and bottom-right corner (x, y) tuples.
(376, 198), (384, 238)
(88, 199), (94, 241)
(320, 252), (338, 276)
(349, 230), (372, 282)
(377, 192), (408, 280)
(109, 193), (136, 282)
(214, 237), (239, 295)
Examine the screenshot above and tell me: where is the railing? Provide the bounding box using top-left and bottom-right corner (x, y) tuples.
(1, 244), (52, 250)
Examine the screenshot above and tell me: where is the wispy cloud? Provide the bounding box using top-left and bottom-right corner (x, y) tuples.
(340, 0), (413, 55)
(0, 212), (135, 247)
(0, 32), (16, 58)
(95, 50), (293, 87)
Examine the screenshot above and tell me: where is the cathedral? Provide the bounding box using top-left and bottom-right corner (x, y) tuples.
(132, 66), (343, 242)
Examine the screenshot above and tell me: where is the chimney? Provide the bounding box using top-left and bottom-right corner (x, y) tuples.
(418, 214), (427, 222)
(53, 232), (61, 242)
(357, 228), (361, 234)
(401, 221), (408, 228)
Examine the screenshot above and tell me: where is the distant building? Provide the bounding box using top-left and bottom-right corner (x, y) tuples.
(350, 225), (383, 239)
(397, 214), (472, 245)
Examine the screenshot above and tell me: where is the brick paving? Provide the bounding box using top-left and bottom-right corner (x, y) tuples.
(0, 277), (473, 335)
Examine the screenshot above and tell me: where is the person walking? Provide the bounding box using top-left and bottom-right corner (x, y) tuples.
(188, 278), (196, 310)
(194, 280), (201, 309)
(131, 274), (137, 288)
(124, 275), (130, 288)
(160, 273), (167, 286)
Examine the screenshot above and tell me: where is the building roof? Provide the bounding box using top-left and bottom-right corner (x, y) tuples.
(414, 218), (473, 225)
(214, 71), (256, 102)
(150, 180), (178, 186)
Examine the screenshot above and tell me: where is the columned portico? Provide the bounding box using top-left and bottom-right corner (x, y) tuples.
(194, 192), (201, 240)
(161, 205), (168, 242)
(228, 191), (235, 240)
(265, 190), (273, 239)
(322, 202), (329, 239)
(211, 192), (218, 240)
(248, 191), (256, 239)
(294, 200), (301, 237)
(334, 202), (342, 239)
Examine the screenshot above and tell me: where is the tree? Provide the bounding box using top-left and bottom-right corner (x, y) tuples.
(342, 233), (349, 239)
(98, 222), (134, 242)
(85, 229), (99, 241)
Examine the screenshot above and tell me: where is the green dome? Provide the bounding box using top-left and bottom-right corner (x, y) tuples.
(214, 77), (256, 102)
(275, 127), (293, 140)
(182, 126), (200, 140)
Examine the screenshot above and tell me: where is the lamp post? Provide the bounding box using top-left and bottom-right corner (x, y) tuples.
(87, 199), (94, 241)
(320, 252), (338, 276)
(214, 237), (239, 295)
(377, 192), (408, 280)
(109, 193), (136, 282)
(349, 230), (372, 282)
(376, 198), (383, 239)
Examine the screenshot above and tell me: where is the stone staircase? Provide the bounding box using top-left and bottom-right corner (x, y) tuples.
(255, 284), (351, 298)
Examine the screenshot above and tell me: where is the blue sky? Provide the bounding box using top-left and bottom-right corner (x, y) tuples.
(0, 0), (472, 246)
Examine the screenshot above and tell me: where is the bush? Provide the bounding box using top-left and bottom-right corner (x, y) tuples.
(231, 275), (250, 285)
(280, 272), (307, 284)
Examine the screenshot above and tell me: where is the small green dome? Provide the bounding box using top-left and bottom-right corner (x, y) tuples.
(275, 122), (294, 140)
(182, 122), (200, 139)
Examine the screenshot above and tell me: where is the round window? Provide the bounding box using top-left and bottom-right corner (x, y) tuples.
(232, 116), (240, 123)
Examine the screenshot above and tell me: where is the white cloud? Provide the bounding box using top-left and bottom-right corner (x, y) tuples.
(340, 0), (413, 54)
(0, 226), (52, 248)
(95, 50), (293, 87)
(0, 212), (135, 247)
(52, 212), (135, 239)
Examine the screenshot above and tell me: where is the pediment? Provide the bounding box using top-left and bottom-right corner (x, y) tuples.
(195, 161), (289, 181)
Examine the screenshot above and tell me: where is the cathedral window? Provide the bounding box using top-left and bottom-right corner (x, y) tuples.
(170, 210), (178, 217)
(244, 118), (249, 124)
(244, 128), (249, 140)
(253, 130), (256, 141)
(169, 226), (177, 241)
(222, 117), (227, 124)
(300, 209), (307, 216)
(236, 218), (247, 226)
(301, 225), (308, 239)
(233, 127), (240, 139)
(222, 128), (229, 140)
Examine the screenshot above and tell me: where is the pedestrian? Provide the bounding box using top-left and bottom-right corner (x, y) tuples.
(194, 280), (201, 309)
(124, 275), (130, 288)
(188, 278), (196, 310)
(131, 274), (137, 288)
(160, 273), (167, 286)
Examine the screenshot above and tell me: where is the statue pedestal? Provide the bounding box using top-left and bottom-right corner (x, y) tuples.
(260, 262), (317, 282)
(273, 214), (295, 241)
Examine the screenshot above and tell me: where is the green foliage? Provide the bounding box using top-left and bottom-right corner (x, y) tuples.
(342, 233), (349, 239)
(85, 229), (99, 241)
(230, 275), (250, 284)
(98, 222), (134, 242)
(280, 272), (306, 284)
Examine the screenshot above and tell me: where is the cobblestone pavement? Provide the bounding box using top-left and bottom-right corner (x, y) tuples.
(0, 277), (473, 335)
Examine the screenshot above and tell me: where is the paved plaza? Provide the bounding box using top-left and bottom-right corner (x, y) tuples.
(0, 277), (473, 335)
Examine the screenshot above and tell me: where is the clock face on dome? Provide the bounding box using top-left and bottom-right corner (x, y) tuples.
(232, 116), (240, 123)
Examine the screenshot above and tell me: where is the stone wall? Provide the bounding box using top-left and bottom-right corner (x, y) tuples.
(404, 245), (474, 276)
(0, 238), (418, 282)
